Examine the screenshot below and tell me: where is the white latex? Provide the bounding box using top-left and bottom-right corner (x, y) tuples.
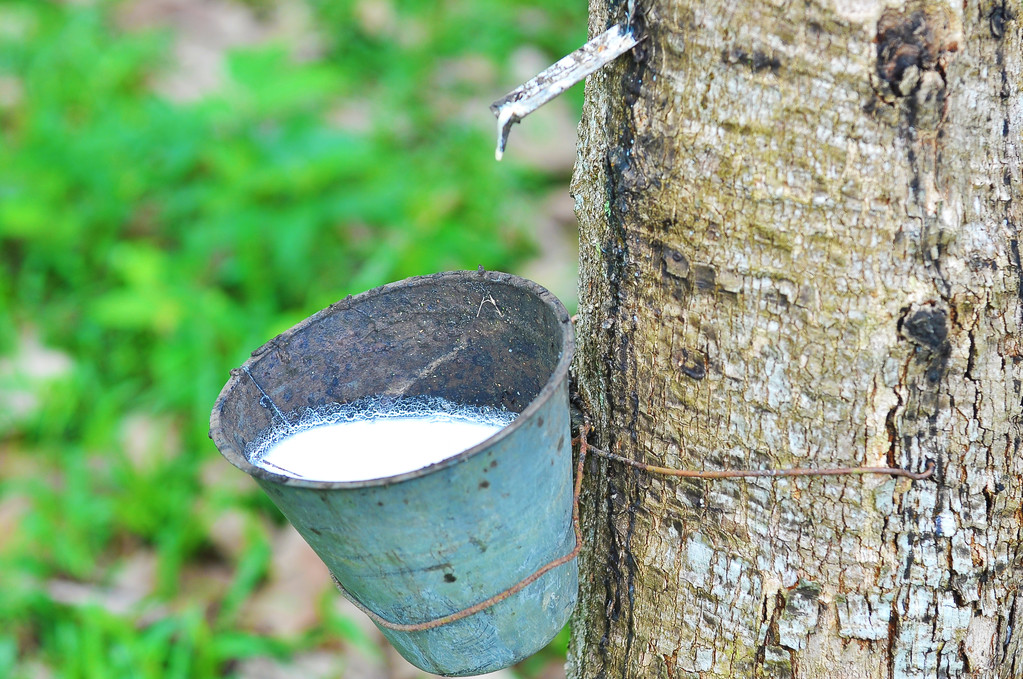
(250, 397), (515, 482)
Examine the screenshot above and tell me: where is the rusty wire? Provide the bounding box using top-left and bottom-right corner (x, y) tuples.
(589, 445), (936, 481)
(333, 423), (934, 632)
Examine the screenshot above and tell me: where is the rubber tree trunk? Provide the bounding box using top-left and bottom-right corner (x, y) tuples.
(569, 1), (1022, 678)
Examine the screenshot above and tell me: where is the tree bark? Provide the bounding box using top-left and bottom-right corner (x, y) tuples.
(569, 2), (1022, 678)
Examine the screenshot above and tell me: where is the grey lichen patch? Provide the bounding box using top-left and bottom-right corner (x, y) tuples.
(762, 645), (794, 678)
(837, 592), (893, 641)
(872, 477), (898, 515)
(716, 269), (744, 294)
(912, 69), (947, 131)
(777, 580), (823, 651)
(962, 614), (999, 673)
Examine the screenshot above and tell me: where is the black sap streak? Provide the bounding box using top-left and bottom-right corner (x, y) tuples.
(875, 5), (958, 96)
(900, 304), (949, 349)
(989, 3), (1014, 40)
(898, 302), (952, 385)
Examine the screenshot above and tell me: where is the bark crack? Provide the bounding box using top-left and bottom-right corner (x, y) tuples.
(753, 589), (786, 677)
(887, 597), (900, 679)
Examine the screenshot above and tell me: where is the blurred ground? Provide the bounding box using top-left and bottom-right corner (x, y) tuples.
(0, 0), (579, 677)
(118, 0), (580, 309)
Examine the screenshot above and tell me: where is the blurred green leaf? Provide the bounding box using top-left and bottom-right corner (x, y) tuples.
(0, 0), (584, 675)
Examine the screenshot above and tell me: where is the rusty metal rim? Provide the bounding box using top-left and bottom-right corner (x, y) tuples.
(209, 270), (574, 490)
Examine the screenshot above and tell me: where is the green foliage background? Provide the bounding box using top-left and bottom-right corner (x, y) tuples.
(0, 0), (584, 676)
